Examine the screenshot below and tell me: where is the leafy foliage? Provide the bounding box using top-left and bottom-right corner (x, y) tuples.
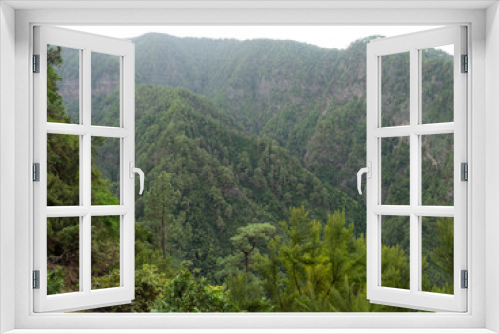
(47, 266), (67, 295)
(152, 269), (237, 312)
(89, 265), (170, 312)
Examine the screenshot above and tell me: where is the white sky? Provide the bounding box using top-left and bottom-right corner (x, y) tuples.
(63, 25), (451, 51)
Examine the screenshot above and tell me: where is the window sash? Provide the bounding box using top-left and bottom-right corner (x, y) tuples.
(33, 25), (136, 313)
(366, 26), (468, 312)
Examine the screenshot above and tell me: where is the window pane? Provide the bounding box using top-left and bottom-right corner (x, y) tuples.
(91, 137), (120, 205)
(381, 136), (410, 205)
(421, 217), (454, 295)
(92, 216), (120, 290)
(381, 215), (410, 290)
(47, 133), (80, 206)
(48, 45), (80, 124)
(91, 52), (120, 127)
(47, 217), (79, 294)
(421, 45), (454, 124)
(421, 134), (454, 206)
(381, 52), (410, 127)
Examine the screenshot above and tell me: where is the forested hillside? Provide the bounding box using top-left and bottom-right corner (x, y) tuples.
(58, 33), (453, 200)
(95, 84), (366, 279)
(48, 33), (456, 312)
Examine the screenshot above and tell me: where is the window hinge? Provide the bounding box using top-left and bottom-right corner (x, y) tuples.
(461, 54), (468, 73)
(33, 54), (40, 73)
(33, 163), (40, 182)
(33, 270), (40, 289)
(461, 270), (468, 289)
(461, 162), (468, 181)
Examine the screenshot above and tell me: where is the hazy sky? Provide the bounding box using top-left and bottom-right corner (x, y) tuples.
(63, 25), (446, 50)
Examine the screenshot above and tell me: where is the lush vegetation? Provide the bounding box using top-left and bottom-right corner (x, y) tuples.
(47, 33), (456, 312)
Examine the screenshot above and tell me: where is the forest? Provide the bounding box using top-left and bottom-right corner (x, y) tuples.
(46, 32), (455, 312)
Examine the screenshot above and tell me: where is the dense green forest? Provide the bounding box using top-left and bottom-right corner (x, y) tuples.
(47, 33), (455, 312)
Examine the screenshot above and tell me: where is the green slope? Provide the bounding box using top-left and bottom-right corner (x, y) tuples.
(95, 84), (366, 280)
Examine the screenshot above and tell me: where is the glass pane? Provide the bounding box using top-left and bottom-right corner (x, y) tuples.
(92, 216), (120, 290)
(47, 217), (79, 295)
(421, 45), (454, 124)
(48, 45), (80, 124)
(421, 217), (454, 294)
(381, 215), (410, 289)
(91, 137), (120, 205)
(421, 134), (454, 206)
(47, 133), (80, 206)
(381, 136), (410, 205)
(91, 52), (120, 127)
(381, 52), (410, 127)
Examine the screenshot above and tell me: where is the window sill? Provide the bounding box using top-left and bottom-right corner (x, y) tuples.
(4, 329), (497, 334)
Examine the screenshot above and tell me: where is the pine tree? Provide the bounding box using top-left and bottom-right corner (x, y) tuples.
(144, 171), (181, 259)
(230, 222), (276, 273)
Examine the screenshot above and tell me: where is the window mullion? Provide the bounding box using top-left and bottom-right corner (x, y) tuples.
(373, 205), (411, 215)
(78, 48), (84, 292)
(373, 123), (454, 139)
(417, 46), (423, 292)
(409, 47), (420, 294)
(82, 47), (92, 293)
(413, 123), (454, 135)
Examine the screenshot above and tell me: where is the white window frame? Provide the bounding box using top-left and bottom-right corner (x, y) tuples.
(365, 26), (467, 312)
(33, 26), (136, 312)
(1, 2), (499, 333)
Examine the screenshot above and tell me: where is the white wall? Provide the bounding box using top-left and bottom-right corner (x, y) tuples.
(0, 1), (16, 333)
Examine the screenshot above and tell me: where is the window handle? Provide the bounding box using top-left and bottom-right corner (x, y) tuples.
(357, 162), (371, 195)
(129, 162), (145, 195)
